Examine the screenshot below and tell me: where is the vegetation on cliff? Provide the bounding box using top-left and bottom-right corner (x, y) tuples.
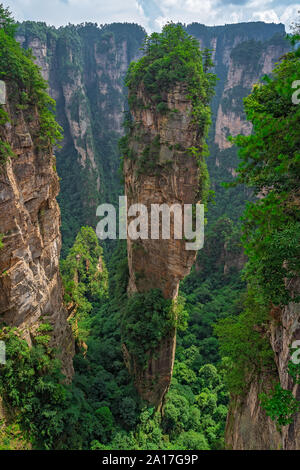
(126, 23), (215, 128)
(0, 5), (62, 159)
(120, 22), (218, 406)
(122, 23), (216, 205)
(0, 13), (229, 445)
(61, 226), (108, 342)
(1, 4), (297, 450)
(16, 19), (146, 256)
(216, 33), (300, 424)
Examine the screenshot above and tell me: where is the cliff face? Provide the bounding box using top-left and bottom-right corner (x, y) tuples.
(214, 40), (289, 150)
(17, 23), (146, 254)
(226, 280), (300, 450)
(14, 20), (294, 440)
(186, 22), (289, 151)
(0, 82), (74, 379)
(125, 85), (200, 299)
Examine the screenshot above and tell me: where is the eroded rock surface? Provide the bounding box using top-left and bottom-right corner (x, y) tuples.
(0, 83), (74, 379)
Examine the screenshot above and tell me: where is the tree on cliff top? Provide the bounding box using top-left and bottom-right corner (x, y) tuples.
(125, 22), (216, 130)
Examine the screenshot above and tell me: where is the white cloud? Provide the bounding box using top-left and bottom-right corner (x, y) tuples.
(2, 0), (299, 31)
(3, 0), (149, 29)
(280, 4), (300, 31)
(154, 16), (168, 29)
(229, 12), (240, 23)
(253, 9), (279, 23)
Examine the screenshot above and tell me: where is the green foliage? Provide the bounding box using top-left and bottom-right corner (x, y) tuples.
(0, 139), (14, 165)
(230, 44), (300, 307)
(0, 419), (30, 450)
(215, 31), (300, 431)
(260, 384), (300, 428)
(3, 15), (290, 450)
(0, 4), (17, 38)
(0, 6), (62, 160)
(179, 216), (245, 369)
(61, 226), (108, 342)
(215, 290), (275, 394)
(188, 146), (210, 206)
(288, 348), (300, 385)
(0, 227), (233, 450)
(231, 39), (264, 69)
(259, 344), (300, 429)
(122, 22), (215, 195)
(126, 22), (215, 126)
(0, 327), (67, 449)
(163, 364), (227, 449)
(121, 289), (182, 368)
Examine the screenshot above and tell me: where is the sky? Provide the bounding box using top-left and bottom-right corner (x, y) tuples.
(2, 0), (300, 32)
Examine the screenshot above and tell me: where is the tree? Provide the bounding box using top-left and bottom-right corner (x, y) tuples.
(0, 4), (17, 38)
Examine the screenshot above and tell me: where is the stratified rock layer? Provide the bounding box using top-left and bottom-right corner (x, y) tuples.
(0, 82), (74, 380)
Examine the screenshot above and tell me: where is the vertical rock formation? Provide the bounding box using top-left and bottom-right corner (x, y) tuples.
(186, 22), (289, 151)
(0, 81), (74, 379)
(214, 38), (289, 150)
(125, 84), (201, 299)
(123, 85), (200, 407)
(122, 25), (214, 408)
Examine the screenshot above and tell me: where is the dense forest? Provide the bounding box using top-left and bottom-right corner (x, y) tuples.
(0, 4), (299, 451)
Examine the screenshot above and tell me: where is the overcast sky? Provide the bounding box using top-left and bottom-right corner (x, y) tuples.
(3, 0), (300, 32)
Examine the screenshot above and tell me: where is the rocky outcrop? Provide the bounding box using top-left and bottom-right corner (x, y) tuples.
(123, 82), (204, 407)
(0, 82), (74, 380)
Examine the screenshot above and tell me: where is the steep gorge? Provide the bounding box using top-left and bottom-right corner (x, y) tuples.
(1, 16), (297, 450)
(225, 284), (300, 450)
(16, 22), (146, 255)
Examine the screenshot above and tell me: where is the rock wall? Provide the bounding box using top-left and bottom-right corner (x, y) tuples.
(0, 82), (74, 380)
(214, 42), (289, 149)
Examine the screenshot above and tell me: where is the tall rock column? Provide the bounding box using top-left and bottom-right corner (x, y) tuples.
(122, 24), (215, 408)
